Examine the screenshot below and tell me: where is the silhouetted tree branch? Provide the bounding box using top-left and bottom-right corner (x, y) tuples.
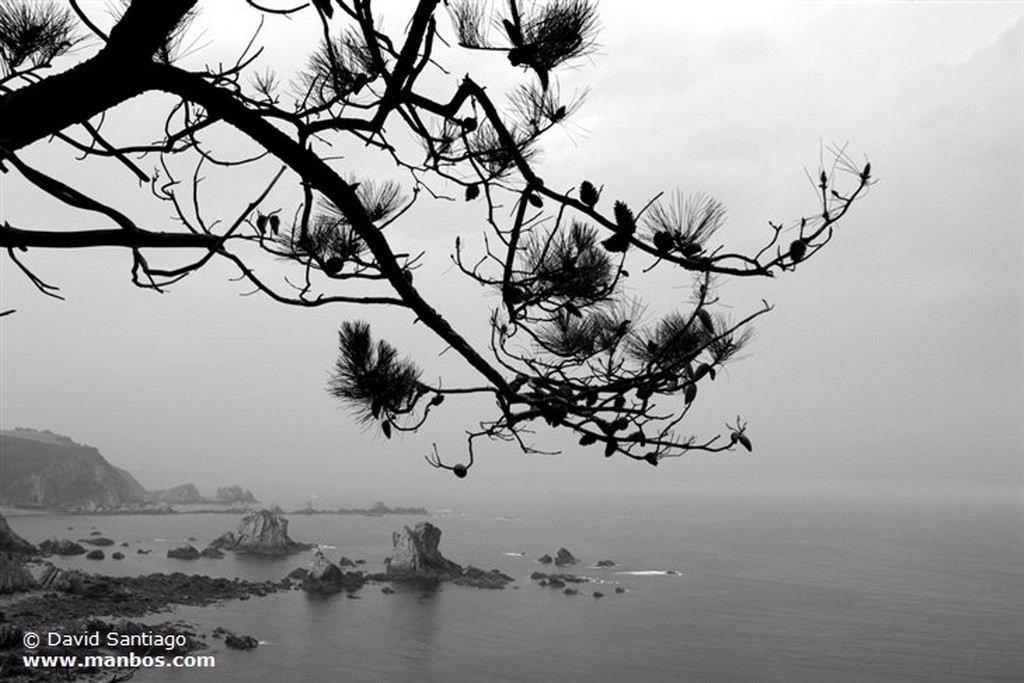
(0, 0), (873, 476)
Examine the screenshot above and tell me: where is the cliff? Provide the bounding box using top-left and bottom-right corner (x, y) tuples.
(0, 429), (147, 511)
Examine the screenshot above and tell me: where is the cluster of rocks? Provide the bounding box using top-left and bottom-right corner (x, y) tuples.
(529, 571), (626, 597)
(166, 545), (224, 560)
(537, 547), (580, 567)
(290, 522), (515, 595)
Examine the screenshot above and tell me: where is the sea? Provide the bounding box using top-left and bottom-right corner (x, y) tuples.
(6, 486), (1023, 683)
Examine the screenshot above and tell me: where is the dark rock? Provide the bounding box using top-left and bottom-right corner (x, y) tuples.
(187, 536), (197, 542)
(538, 554), (553, 564)
(595, 559), (616, 567)
(549, 578), (566, 588)
(301, 549), (366, 594)
(554, 547), (578, 567)
(112, 552), (125, 560)
(453, 565), (514, 589)
(39, 538), (86, 556)
(85, 549), (105, 560)
(301, 549), (341, 591)
(593, 591), (604, 598)
(615, 586), (626, 594)
(120, 542), (129, 547)
(338, 556), (357, 567)
(287, 567), (309, 582)
(381, 586), (395, 594)
(82, 536), (115, 547)
(563, 587), (579, 595)
(530, 572), (590, 584)
(137, 548), (151, 555)
(200, 546), (224, 559)
(89, 530), (102, 536)
(385, 522), (462, 582)
(224, 632), (259, 650)
(211, 509), (312, 555)
(167, 545), (200, 560)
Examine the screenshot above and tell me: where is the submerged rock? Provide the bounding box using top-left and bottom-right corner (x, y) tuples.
(82, 536), (115, 547)
(200, 546), (225, 559)
(85, 549), (105, 560)
(211, 509), (312, 555)
(453, 565), (514, 589)
(537, 554), (553, 564)
(595, 559), (616, 567)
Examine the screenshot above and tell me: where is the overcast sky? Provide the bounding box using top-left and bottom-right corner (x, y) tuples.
(1, 1), (1020, 508)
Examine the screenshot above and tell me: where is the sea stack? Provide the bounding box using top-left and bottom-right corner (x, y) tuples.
(211, 509), (312, 555)
(384, 522), (462, 581)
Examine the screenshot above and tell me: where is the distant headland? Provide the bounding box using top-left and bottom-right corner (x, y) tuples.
(0, 429), (425, 517)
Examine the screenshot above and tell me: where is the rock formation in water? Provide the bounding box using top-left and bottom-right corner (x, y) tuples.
(0, 428), (147, 510)
(300, 548), (366, 593)
(378, 522), (516, 589)
(166, 545), (200, 560)
(554, 547), (578, 566)
(385, 522), (463, 581)
(82, 536), (115, 547)
(211, 509), (312, 555)
(453, 566), (515, 589)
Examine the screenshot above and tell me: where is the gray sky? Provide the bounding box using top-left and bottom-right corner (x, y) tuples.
(1, 1), (1020, 507)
